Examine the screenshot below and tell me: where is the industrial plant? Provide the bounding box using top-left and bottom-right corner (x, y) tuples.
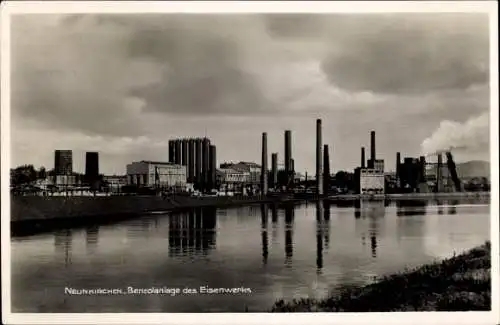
(11, 118), (489, 197)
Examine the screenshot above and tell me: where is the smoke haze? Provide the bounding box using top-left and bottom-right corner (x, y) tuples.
(420, 112), (490, 159)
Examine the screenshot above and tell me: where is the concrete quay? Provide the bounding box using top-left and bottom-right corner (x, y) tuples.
(10, 194), (299, 236)
(10, 191), (490, 236)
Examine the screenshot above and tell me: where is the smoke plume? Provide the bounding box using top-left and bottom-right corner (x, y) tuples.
(421, 112), (490, 157)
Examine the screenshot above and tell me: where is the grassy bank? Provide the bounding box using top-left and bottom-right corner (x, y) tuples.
(272, 242), (491, 312)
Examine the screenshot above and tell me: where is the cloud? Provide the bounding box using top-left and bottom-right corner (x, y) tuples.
(320, 14), (489, 95)
(9, 13), (491, 173)
(420, 112), (490, 157)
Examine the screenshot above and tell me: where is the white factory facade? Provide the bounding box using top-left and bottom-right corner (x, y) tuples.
(359, 159), (385, 195)
(126, 161), (188, 189)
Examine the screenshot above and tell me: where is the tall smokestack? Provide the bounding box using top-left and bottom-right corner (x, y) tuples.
(284, 130), (292, 188)
(370, 131), (376, 166)
(323, 144), (330, 195)
(271, 153), (278, 188)
(396, 152), (401, 184)
(261, 132), (268, 195)
(361, 147), (366, 168)
(316, 119), (323, 195)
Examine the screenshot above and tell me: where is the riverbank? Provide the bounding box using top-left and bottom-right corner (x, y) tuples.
(10, 195), (301, 236)
(271, 242), (491, 312)
(10, 191), (489, 236)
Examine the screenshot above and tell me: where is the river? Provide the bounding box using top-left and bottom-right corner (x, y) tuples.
(11, 198), (490, 312)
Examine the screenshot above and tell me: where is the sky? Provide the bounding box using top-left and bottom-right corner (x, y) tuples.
(10, 13), (491, 175)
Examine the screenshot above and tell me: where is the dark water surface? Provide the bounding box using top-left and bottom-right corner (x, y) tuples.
(11, 199), (490, 312)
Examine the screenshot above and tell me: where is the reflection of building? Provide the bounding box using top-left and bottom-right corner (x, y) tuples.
(54, 229), (72, 267)
(85, 225), (99, 253)
(284, 204), (294, 266)
(54, 150), (73, 175)
(126, 161), (187, 189)
(396, 200), (428, 217)
(168, 207), (217, 256)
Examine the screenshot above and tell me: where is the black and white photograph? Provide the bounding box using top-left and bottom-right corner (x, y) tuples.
(1, 1), (498, 324)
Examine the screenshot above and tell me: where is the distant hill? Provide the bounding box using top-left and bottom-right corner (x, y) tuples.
(455, 160), (490, 179)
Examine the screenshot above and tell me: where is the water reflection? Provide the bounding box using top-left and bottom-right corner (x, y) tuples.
(316, 201), (324, 273)
(436, 200), (444, 215)
(271, 204), (278, 243)
(260, 204), (269, 265)
(54, 230), (72, 267)
(353, 200), (385, 258)
(396, 200), (428, 216)
(323, 201), (331, 250)
(85, 225), (99, 254)
(12, 198), (490, 313)
(168, 207), (217, 257)
(448, 200), (459, 215)
(284, 204), (294, 267)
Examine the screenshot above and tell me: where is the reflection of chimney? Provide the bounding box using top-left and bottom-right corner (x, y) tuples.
(361, 147), (366, 168)
(316, 201), (324, 272)
(261, 132), (268, 195)
(316, 119), (323, 195)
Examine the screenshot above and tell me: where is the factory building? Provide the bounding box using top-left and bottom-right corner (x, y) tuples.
(53, 150), (75, 186)
(126, 161), (187, 190)
(398, 157), (426, 193)
(359, 168), (385, 194)
(84, 152), (100, 184)
(220, 162), (261, 184)
(217, 168), (250, 190)
(54, 150), (73, 175)
(168, 137), (217, 192)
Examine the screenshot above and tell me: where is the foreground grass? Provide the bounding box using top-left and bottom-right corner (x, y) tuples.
(272, 242), (491, 312)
